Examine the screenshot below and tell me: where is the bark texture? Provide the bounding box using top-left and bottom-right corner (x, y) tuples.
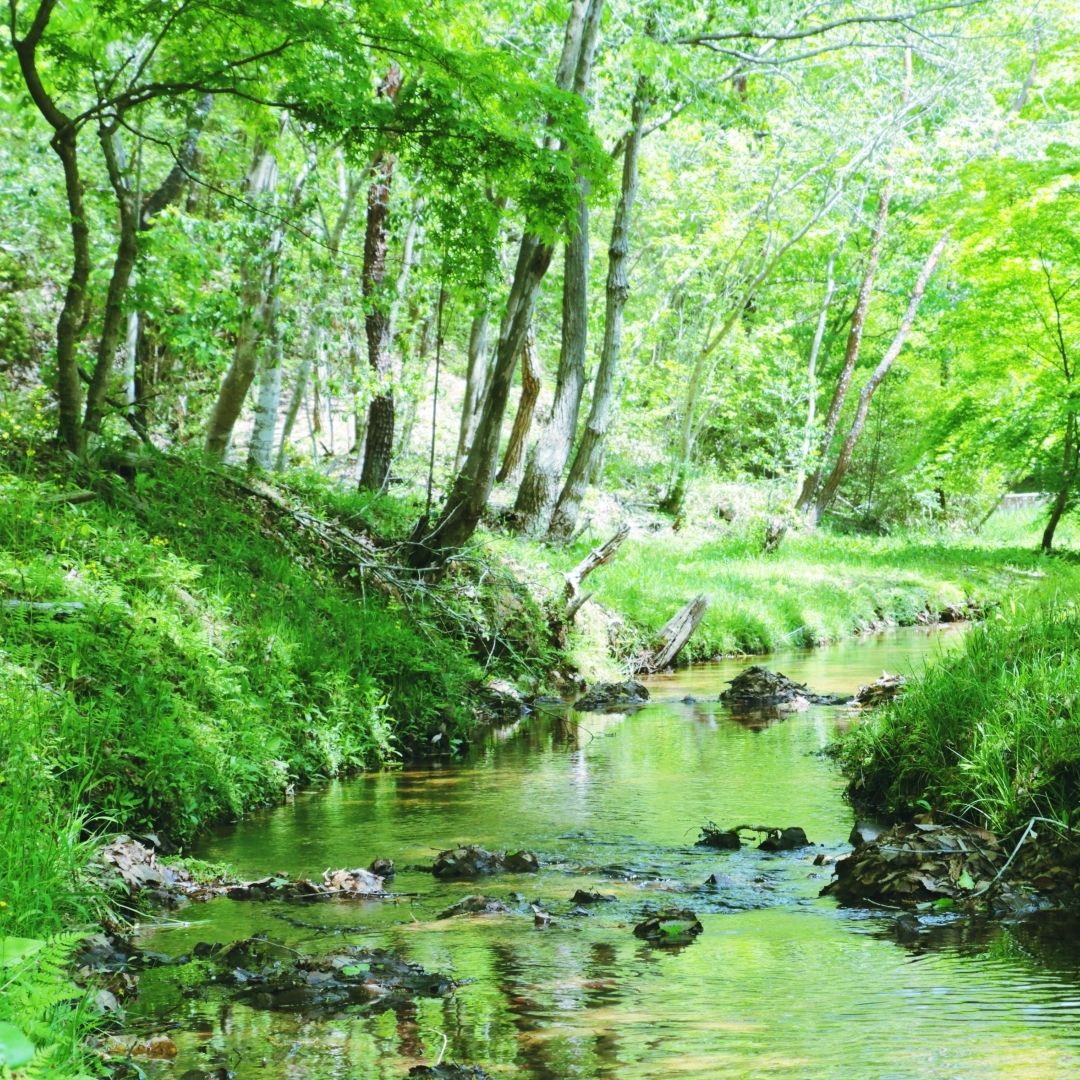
(511, 0), (606, 534)
(359, 65), (404, 491)
(548, 80), (647, 542)
(497, 322), (541, 484)
(11, 3), (89, 453)
(204, 146), (280, 458)
(814, 230), (949, 516)
(456, 312), (490, 470)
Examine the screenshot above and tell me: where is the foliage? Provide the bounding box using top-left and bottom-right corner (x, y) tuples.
(0, 935), (91, 1080)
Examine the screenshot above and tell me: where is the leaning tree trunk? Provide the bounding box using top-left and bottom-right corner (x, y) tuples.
(456, 312), (490, 470)
(11, 15), (91, 454)
(814, 230), (949, 516)
(1042, 412), (1077, 553)
(274, 324), (317, 470)
(793, 247), (838, 501)
(511, 0), (606, 535)
(204, 145), (280, 458)
(548, 79), (648, 542)
(409, 0), (603, 567)
(358, 65), (404, 491)
(497, 322), (541, 484)
(796, 181), (893, 521)
(511, 190), (590, 532)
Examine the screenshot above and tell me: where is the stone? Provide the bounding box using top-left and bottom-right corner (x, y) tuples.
(431, 845), (540, 879)
(573, 680), (650, 711)
(758, 827), (811, 852)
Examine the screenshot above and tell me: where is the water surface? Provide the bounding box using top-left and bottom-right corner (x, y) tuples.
(131, 626), (1080, 1079)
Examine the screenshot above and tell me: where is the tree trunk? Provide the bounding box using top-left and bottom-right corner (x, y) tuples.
(411, 234), (554, 564)
(83, 124), (139, 441)
(247, 297), (284, 468)
(204, 145), (280, 458)
(12, 9), (90, 454)
(510, 0), (606, 534)
(247, 157), (315, 469)
(1042, 413), (1077, 553)
(408, 0), (602, 567)
(512, 191), (590, 533)
(794, 247), (838, 501)
(275, 327), (315, 470)
(796, 181), (892, 521)
(638, 595), (710, 672)
(814, 230), (949, 516)
(456, 311), (490, 470)
(497, 322), (541, 484)
(359, 65), (404, 491)
(548, 80), (647, 542)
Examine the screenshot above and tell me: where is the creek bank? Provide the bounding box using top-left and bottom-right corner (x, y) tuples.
(822, 820), (1080, 913)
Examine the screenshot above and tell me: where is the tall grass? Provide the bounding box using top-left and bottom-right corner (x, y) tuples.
(505, 520), (1073, 659)
(839, 597), (1080, 833)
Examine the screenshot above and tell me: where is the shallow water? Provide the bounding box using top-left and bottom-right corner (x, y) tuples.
(130, 626), (1080, 1079)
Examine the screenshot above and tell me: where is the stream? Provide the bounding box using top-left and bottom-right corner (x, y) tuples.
(128, 626), (1080, 1079)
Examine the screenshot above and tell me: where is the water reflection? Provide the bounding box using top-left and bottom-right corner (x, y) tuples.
(128, 627), (1080, 1079)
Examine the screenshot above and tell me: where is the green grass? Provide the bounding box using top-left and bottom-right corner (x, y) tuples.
(838, 591), (1080, 833)
(0, 454), (496, 851)
(503, 519), (1074, 661)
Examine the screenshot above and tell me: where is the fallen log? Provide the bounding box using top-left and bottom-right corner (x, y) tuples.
(637, 594), (709, 672)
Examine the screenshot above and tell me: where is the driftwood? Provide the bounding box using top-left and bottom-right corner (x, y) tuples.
(562, 524), (629, 622)
(637, 593), (708, 672)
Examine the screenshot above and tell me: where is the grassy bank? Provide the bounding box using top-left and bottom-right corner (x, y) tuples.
(838, 593), (1080, 833)
(500, 509), (1077, 669)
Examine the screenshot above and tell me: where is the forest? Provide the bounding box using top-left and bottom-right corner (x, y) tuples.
(3, 0), (1080, 1077)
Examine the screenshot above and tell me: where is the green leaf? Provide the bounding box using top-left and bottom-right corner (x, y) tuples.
(0, 1022), (35, 1068)
(0, 937), (45, 967)
(339, 965), (363, 976)
(957, 869), (975, 890)
(932, 897), (955, 911)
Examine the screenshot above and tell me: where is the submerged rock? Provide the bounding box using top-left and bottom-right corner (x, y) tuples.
(437, 895), (512, 919)
(632, 908), (703, 943)
(408, 1066), (492, 1079)
(215, 938), (455, 1012)
(574, 680), (650, 711)
(369, 858), (395, 879)
(431, 845), (540, 879)
(571, 888), (616, 904)
(854, 672), (906, 706)
(719, 666), (851, 707)
(758, 827), (811, 851)
(226, 866), (386, 901)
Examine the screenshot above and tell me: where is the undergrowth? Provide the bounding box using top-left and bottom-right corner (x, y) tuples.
(838, 595), (1080, 833)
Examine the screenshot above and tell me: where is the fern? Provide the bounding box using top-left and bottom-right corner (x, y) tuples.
(0, 934), (96, 1080)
